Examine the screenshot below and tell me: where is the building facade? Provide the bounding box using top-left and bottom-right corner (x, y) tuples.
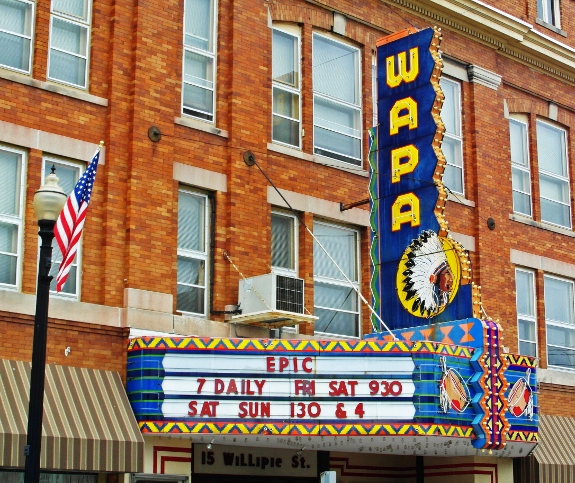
(1, 0), (575, 480)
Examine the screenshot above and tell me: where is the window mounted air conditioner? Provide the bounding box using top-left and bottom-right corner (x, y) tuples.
(238, 273), (304, 315)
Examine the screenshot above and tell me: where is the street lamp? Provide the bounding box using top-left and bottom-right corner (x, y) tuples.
(24, 168), (67, 483)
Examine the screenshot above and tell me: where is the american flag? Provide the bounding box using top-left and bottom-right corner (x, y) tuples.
(54, 146), (101, 292)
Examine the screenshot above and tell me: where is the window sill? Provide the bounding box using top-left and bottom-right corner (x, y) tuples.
(535, 18), (567, 37)
(49, 292), (79, 301)
(312, 153), (368, 177)
(0, 285), (18, 293)
(539, 367), (575, 387)
(175, 116), (229, 138)
(0, 68), (108, 106)
(267, 143), (314, 162)
(447, 192), (475, 207)
(509, 213), (575, 237)
(267, 144), (368, 176)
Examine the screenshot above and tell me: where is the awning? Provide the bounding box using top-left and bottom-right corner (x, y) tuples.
(516, 415), (575, 483)
(0, 359), (143, 473)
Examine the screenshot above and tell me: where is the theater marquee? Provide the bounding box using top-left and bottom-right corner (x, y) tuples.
(127, 329), (537, 457)
(161, 351), (415, 422)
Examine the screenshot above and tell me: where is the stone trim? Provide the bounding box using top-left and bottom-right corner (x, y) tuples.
(174, 116), (229, 138)
(312, 154), (369, 176)
(467, 65), (502, 90)
(267, 186), (370, 227)
(447, 192), (475, 207)
(267, 143), (314, 162)
(510, 249), (575, 278)
(535, 18), (566, 37)
(173, 162), (227, 192)
(0, 68), (108, 106)
(442, 57), (469, 82)
(124, 288), (173, 313)
(450, 232), (475, 252)
(509, 214), (575, 238)
(0, 120), (106, 164)
(538, 369), (575, 386)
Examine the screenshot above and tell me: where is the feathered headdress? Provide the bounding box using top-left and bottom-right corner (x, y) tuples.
(399, 230), (453, 317)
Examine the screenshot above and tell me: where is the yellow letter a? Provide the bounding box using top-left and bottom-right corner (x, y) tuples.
(392, 193), (420, 231)
(390, 98), (418, 135)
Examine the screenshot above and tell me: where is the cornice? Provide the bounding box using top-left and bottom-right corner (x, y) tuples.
(387, 0), (575, 85)
(467, 65), (502, 90)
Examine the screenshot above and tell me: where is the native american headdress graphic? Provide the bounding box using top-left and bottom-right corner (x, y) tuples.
(398, 230), (456, 318)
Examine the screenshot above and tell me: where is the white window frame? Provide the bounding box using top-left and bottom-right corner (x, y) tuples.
(42, 157), (83, 299)
(536, 119), (571, 229)
(510, 115), (532, 217)
(47, 0), (91, 89)
(0, 0), (35, 74)
(177, 188), (210, 317)
(312, 32), (362, 166)
(537, 0), (560, 28)
(516, 268), (537, 357)
(271, 25), (301, 149)
(181, 0), (217, 123)
(439, 76), (464, 196)
(271, 210), (298, 277)
(313, 220), (360, 338)
(544, 274), (575, 371)
(0, 145), (26, 291)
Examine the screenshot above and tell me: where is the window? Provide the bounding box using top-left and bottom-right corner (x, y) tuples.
(516, 269), (537, 357)
(545, 275), (575, 370)
(271, 211), (297, 276)
(43, 158), (82, 296)
(48, 0), (91, 88)
(440, 77), (464, 195)
(313, 33), (361, 166)
(313, 221), (359, 337)
(0, 0), (34, 73)
(510, 116), (531, 217)
(272, 26), (301, 148)
(537, 120), (571, 229)
(0, 146), (25, 289)
(177, 189), (209, 316)
(182, 0), (217, 122)
(537, 0), (560, 27)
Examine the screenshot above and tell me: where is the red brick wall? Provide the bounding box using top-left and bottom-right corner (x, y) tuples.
(0, 312), (128, 379)
(539, 385), (575, 418)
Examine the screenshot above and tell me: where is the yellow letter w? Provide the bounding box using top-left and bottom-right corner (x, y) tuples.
(386, 48), (419, 88)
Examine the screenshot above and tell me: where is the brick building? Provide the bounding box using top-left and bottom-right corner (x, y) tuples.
(1, 0), (575, 480)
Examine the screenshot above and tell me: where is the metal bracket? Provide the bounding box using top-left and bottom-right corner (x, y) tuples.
(340, 198), (369, 211)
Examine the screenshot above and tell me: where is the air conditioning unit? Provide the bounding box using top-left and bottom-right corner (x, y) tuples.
(238, 273), (304, 315)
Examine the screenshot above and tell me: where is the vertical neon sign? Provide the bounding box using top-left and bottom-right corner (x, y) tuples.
(370, 27), (480, 330)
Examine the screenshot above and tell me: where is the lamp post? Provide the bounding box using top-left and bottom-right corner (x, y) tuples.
(24, 168), (67, 483)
